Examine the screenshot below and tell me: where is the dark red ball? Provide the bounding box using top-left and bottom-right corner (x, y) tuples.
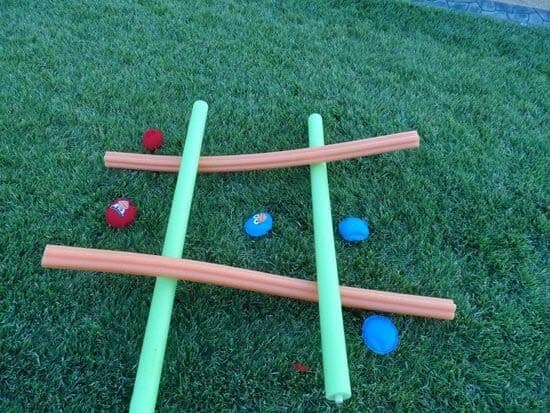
(142, 128), (164, 152)
(105, 198), (137, 228)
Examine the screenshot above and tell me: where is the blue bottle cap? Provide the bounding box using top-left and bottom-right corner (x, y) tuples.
(362, 315), (399, 355)
(338, 217), (369, 242)
(244, 212), (273, 238)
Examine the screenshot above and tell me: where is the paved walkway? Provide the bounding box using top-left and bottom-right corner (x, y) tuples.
(410, 0), (550, 27)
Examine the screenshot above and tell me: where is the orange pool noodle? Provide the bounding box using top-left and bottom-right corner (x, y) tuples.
(104, 131), (419, 173)
(42, 245), (456, 320)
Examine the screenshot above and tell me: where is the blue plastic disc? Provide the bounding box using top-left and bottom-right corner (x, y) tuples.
(338, 217), (369, 242)
(244, 212), (273, 238)
(362, 315), (399, 355)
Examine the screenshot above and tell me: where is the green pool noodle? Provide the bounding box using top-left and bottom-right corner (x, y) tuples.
(308, 113), (351, 404)
(130, 100), (208, 413)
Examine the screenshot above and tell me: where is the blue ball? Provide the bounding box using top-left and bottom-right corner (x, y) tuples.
(338, 217), (369, 242)
(244, 212), (273, 238)
(362, 315), (399, 355)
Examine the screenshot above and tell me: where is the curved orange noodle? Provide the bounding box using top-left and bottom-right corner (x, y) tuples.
(104, 131), (419, 173)
(42, 245), (455, 320)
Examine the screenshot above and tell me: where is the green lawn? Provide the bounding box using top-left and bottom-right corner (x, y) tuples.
(1, 0), (548, 411)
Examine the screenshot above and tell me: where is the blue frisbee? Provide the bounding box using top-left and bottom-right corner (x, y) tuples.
(362, 315), (399, 355)
(338, 217), (369, 242)
(244, 212), (273, 238)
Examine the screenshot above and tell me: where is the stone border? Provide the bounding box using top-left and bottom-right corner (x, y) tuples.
(410, 0), (550, 27)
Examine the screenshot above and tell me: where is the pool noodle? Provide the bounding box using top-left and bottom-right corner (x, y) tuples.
(104, 131), (419, 173)
(129, 100), (208, 413)
(41, 245), (457, 319)
(308, 113), (351, 404)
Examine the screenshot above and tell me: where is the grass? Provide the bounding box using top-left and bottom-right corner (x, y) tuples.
(1, 0), (548, 411)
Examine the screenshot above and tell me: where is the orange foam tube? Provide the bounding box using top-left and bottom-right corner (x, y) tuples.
(104, 131), (419, 173)
(42, 245), (456, 319)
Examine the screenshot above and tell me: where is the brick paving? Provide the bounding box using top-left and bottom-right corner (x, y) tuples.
(410, 0), (550, 27)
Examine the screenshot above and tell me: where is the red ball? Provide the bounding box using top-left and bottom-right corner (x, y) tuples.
(142, 128), (164, 152)
(105, 198), (137, 228)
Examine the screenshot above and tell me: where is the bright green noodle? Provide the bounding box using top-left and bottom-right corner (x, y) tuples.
(308, 113), (351, 404)
(130, 100), (208, 413)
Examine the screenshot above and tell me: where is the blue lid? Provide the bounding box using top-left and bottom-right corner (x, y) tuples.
(338, 217), (369, 242)
(244, 212), (273, 238)
(362, 315), (399, 355)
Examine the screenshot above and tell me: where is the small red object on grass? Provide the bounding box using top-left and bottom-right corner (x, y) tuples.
(293, 362), (311, 373)
(105, 197), (137, 228)
(142, 128), (164, 152)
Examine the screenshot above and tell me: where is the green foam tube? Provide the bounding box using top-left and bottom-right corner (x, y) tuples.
(130, 100), (208, 413)
(308, 113), (351, 404)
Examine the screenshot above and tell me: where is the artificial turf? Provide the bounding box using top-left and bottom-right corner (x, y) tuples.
(1, 0), (548, 411)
